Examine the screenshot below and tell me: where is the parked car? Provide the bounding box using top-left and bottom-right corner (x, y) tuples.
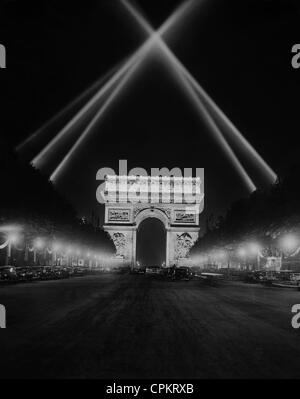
(171, 266), (193, 281)
(73, 267), (85, 276)
(15, 267), (34, 281)
(65, 266), (75, 276)
(29, 266), (45, 280)
(131, 267), (145, 274)
(163, 266), (176, 278)
(244, 271), (266, 283)
(40, 266), (55, 280)
(137, 268), (146, 274)
(0, 266), (18, 281)
(61, 267), (71, 278)
(52, 266), (70, 279)
(113, 266), (130, 274)
(145, 266), (162, 275)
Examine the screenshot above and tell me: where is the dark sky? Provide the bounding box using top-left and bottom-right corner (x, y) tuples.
(1, 0), (300, 233)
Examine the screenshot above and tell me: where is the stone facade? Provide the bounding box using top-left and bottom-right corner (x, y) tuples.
(103, 175), (204, 267)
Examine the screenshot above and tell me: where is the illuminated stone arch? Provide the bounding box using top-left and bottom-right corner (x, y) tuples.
(103, 175), (204, 268)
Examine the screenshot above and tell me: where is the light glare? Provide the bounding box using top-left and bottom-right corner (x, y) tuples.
(8, 233), (19, 244)
(280, 234), (299, 252)
(35, 238), (44, 249)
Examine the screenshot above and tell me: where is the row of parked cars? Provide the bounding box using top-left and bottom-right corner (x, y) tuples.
(244, 270), (300, 289)
(0, 265), (88, 283)
(131, 265), (193, 280)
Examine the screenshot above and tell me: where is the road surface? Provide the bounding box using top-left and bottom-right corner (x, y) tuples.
(0, 273), (300, 378)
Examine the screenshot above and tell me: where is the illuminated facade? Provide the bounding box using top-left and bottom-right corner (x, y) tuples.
(103, 174), (204, 267)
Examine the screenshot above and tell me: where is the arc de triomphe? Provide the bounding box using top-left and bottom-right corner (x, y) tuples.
(103, 174), (204, 267)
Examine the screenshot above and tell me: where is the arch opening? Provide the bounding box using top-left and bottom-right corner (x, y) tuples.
(136, 218), (166, 267)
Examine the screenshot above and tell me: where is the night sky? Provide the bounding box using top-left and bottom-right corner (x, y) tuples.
(1, 0), (300, 248)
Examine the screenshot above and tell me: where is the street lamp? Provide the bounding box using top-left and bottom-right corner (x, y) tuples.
(86, 252), (92, 269)
(34, 238), (45, 266)
(8, 233), (19, 244)
(248, 242), (260, 255)
(247, 242), (261, 270)
(35, 238), (44, 249)
(53, 243), (61, 252)
(76, 249), (81, 266)
(237, 248), (246, 257)
(52, 242), (61, 266)
(6, 233), (19, 265)
(66, 246), (72, 254)
(237, 248), (247, 270)
(279, 234), (300, 271)
(66, 246), (73, 267)
(280, 234), (299, 253)
(214, 250), (227, 269)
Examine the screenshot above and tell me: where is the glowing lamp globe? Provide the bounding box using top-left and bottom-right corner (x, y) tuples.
(8, 233), (19, 244)
(281, 234), (299, 252)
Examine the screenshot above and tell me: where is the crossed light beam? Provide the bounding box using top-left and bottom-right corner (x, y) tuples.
(21, 0), (277, 191)
(120, 0), (277, 188)
(119, 0), (257, 193)
(16, 59), (125, 153)
(30, 0), (196, 176)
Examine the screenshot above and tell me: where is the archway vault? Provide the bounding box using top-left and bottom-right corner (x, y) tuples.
(135, 207), (169, 230)
(103, 175), (204, 268)
(136, 217), (166, 267)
